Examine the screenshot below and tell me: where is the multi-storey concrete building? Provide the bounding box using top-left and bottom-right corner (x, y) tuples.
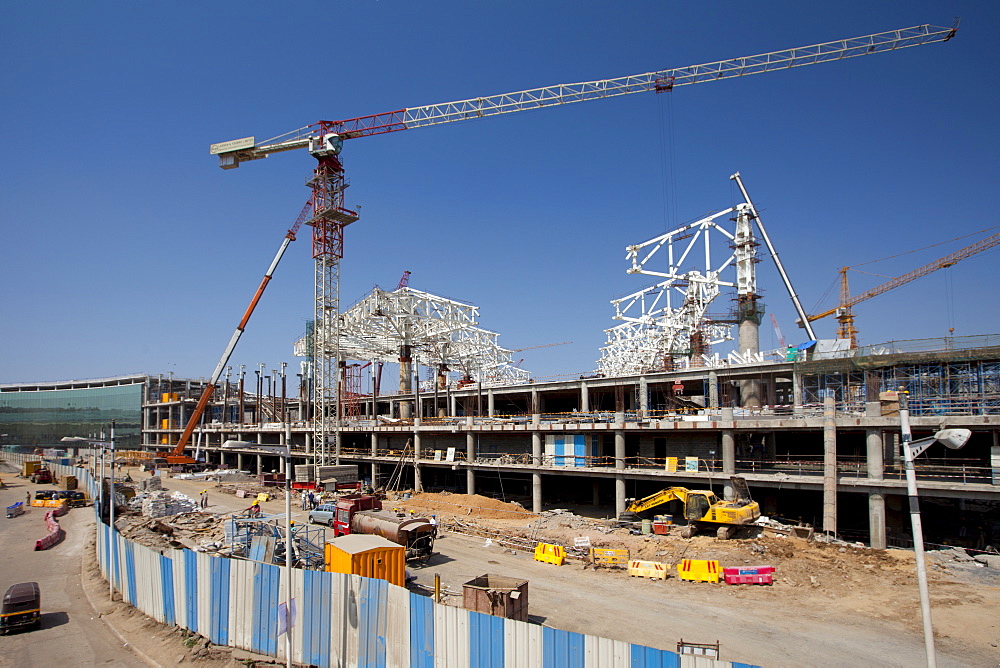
(136, 335), (1000, 551)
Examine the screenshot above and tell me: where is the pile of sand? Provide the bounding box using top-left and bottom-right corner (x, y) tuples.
(394, 492), (537, 521)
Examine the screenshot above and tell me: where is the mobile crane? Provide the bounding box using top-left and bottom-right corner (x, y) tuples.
(619, 476), (761, 539)
(193, 23), (956, 466)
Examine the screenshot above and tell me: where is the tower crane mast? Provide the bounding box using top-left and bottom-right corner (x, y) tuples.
(208, 22), (957, 466)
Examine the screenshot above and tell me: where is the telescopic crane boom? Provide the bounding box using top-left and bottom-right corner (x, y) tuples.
(167, 202), (312, 464)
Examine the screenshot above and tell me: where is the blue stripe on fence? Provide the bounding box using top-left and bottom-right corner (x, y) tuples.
(409, 592), (434, 668)
(358, 577), (388, 668)
(160, 554), (175, 626)
(469, 610), (504, 668)
(302, 569), (332, 667)
(184, 550), (199, 632)
(629, 644), (680, 668)
(543, 626), (585, 668)
(252, 561), (279, 656)
(124, 540), (137, 605)
(209, 557), (231, 646)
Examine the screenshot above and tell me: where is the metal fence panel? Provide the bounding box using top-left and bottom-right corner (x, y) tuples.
(504, 617), (543, 668)
(434, 603), (469, 668)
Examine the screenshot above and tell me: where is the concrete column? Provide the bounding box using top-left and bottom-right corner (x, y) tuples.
(488, 390), (495, 417)
(822, 391), (837, 535)
(708, 371), (719, 411)
(256, 454), (262, 476)
(638, 376), (648, 419)
(614, 430), (626, 518)
(580, 382), (589, 413)
(466, 432), (476, 495)
(792, 371), (803, 416)
(278, 454), (285, 475)
(532, 432), (542, 514)
(866, 423), (886, 550)
(722, 429), (735, 500)
(413, 431), (423, 493)
(371, 432), (379, 489)
(237, 453), (243, 472)
(987, 429), (1000, 485)
(450, 393), (457, 417)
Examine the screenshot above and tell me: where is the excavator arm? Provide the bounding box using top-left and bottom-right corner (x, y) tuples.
(624, 487), (692, 514)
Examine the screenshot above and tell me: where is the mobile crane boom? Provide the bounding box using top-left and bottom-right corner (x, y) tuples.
(211, 23), (957, 169)
(168, 202), (312, 462)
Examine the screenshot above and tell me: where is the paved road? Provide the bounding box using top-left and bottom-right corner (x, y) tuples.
(0, 463), (139, 667)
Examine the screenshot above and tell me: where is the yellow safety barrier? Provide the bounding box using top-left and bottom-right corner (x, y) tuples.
(677, 559), (721, 583)
(31, 499), (68, 509)
(589, 548), (629, 569)
(628, 559), (668, 580)
(534, 543), (566, 566)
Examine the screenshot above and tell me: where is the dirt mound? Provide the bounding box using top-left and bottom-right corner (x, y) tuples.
(393, 492), (537, 521)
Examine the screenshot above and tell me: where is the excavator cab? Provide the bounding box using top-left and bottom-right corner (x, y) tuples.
(683, 493), (714, 521)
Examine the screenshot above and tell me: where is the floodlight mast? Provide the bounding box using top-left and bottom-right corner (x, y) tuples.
(210, 22), (957, 464)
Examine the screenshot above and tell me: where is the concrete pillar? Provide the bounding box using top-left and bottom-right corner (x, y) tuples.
(256, 454), (262, 476)
(450, 393), (457, 417)
(866, 423), (886, 550)
(722, 429), (735, 500)
(580, 382), (589, 413)
(371, 432), (379, 489)
(488, 390), (495, 417)
(638, 376), (648, 419)
(792, 371), (803, 416)
(399, 345), (413, 419)
(708, 371), (719, 411)
(532, 432), (542, 514)
(822, 391), (837, 535)
(237, 453), (243, 472)
(278, 454), (285, 475)
(413, 431), (423, 493)
(466, 432), (476, 495)
(614, 430), (626, 518)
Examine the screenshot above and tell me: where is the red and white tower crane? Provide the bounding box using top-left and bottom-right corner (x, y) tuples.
(208, 23), (957, 464)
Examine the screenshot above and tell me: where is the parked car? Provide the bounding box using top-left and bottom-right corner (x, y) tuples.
(1, 582), (41, 634)
(308, 503), (337, 526)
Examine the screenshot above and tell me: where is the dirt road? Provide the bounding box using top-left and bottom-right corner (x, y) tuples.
(0, 468), (140, 667)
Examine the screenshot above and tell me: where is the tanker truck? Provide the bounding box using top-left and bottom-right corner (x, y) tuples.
(324, 495), (436, 562)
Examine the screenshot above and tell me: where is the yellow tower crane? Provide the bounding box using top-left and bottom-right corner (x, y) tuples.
(805, 231), (1000, 347)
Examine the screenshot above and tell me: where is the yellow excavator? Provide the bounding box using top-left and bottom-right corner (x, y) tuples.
(619, 476), (760, 540)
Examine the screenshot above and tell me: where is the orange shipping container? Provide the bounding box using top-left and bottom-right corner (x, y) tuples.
(324, 534), (405, 587)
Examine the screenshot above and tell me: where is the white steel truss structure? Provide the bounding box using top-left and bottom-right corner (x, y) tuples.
(597, 202), (759, 376)
(294, 286), (529, 388)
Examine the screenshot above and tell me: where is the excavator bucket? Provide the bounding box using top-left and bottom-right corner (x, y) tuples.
(730, 476), (753, 502)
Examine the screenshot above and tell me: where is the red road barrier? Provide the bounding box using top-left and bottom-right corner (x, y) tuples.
(35, 510), (65, 550)
(723, 565), (775, 585)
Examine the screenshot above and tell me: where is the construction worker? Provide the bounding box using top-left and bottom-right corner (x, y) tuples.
(248, 502), (261, 518)
(430, 514), (438, 537)
(200, 490), (208, 509)
(300, 490), (308, 511)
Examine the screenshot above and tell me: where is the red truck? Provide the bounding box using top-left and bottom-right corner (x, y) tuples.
(29, 469), (52, 484)
(313, 495), (435, 562)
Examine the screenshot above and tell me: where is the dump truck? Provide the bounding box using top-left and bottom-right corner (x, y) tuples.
(619, 476), (760, 540)
(320, 495), (435, 562)
(28, 468), (53, 484)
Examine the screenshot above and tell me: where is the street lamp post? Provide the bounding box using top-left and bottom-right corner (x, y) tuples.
(898, 390), (971, 668)
(61, 431), (116, 601)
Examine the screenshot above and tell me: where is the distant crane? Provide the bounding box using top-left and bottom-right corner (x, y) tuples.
(396, 271), (411, 290)
(804, 231), (1000, 347)
(210, 23), (958, 463)
(770, 314), (787, 349)
(511, 342), (573, 353)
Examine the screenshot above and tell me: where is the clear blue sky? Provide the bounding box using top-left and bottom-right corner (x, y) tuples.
(2, 1), (998, 385)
